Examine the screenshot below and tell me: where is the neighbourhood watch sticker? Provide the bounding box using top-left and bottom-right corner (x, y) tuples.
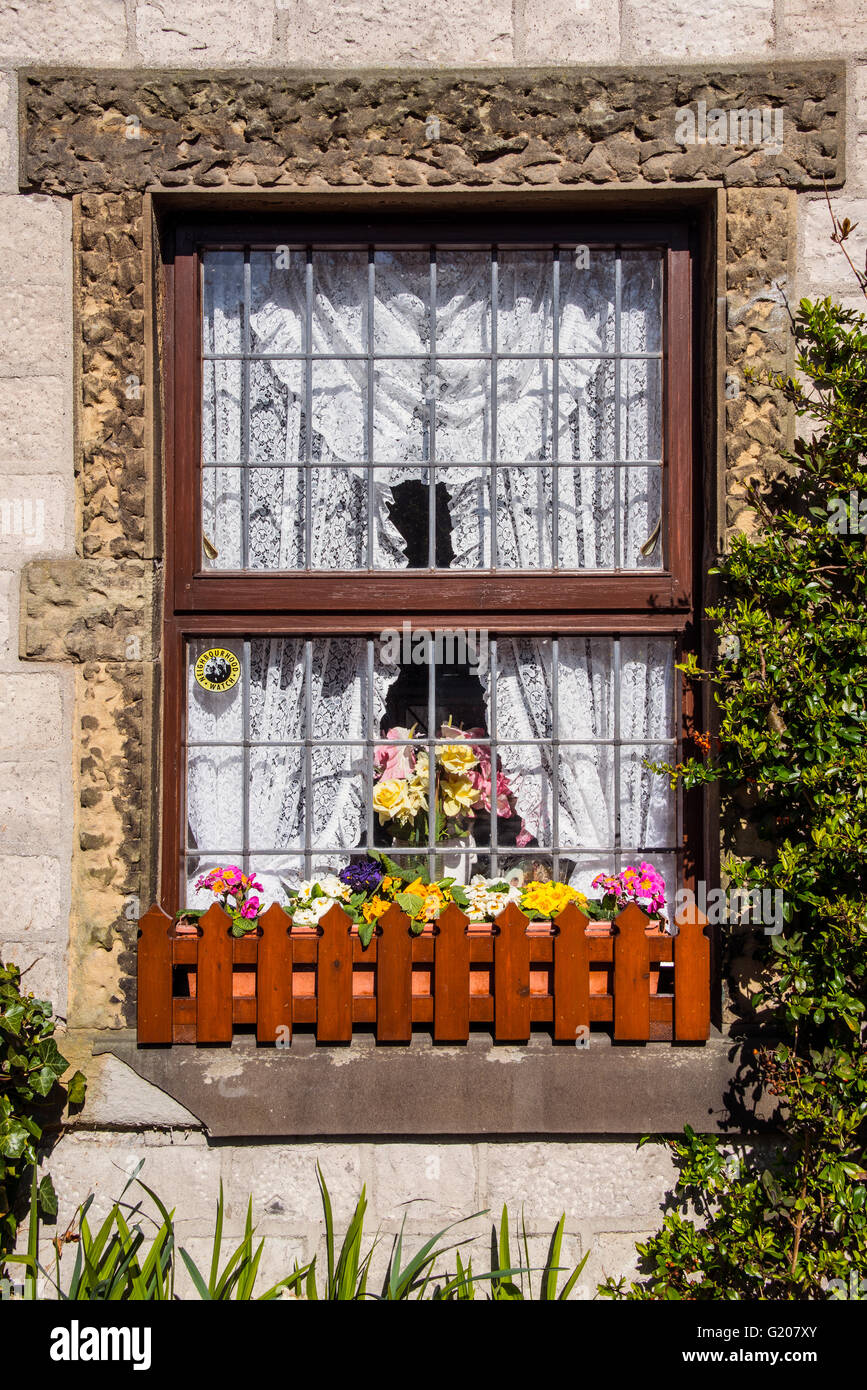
(195, 647), (241, 693)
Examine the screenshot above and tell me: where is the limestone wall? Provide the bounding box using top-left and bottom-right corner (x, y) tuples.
(1, 0), (865, 1290)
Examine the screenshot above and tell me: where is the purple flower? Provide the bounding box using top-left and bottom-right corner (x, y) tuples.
(339, 859), (385, 893)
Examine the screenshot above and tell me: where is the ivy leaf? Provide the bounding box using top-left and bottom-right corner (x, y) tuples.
(29, 1066), (60, 1098)
(0, 1124), (30, 1160)
(38, 1173), (58, 1218)
(66, 1070), (87, 1107)
(0, 1002), (25, 1036)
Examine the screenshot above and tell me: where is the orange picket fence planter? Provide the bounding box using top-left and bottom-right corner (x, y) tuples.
(137, 899), (711, 1046)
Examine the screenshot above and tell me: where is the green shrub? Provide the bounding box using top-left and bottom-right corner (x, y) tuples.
(602, 239), (867, 1299)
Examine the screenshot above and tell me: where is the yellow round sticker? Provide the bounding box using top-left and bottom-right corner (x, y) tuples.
(194, 647), (241, 693)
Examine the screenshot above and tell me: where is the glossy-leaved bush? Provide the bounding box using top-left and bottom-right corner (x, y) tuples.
(602, 263), (867, 1299)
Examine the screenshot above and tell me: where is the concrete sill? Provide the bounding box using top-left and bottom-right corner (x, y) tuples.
(93, 1031), (779, 1139)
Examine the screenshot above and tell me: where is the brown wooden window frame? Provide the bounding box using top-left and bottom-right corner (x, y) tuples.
(161, 212), (700, 913)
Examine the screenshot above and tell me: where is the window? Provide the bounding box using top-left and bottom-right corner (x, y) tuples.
(163, 215), (697, 918)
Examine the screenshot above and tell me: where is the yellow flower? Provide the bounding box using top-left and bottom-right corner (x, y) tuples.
(362, 895), (391, 924)
(436, 743), (478, 776)
(440, 774), (481, 817)
(406, 772), (430, 814)
(521, 880), (586, 918)
(372, 778), (414, 826)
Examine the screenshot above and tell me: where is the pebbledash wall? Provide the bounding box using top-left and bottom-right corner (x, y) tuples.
(1, 0), (865, 1294)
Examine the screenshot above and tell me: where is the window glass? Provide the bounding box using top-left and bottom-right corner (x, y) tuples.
(200, 245), (665, 573)
(185, 634), (678, 910)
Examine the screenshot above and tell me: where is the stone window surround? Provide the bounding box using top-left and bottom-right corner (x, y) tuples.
(15, 65), (839, 1134)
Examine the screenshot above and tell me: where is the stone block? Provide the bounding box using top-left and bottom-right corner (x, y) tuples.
(0, 568), (12, 660)
(0, 195), (69, 373)
(801, 196), (867, 295)
(42, 1131), (222, 1235)
(278, 0), (513, 65)
(0, 376), (70, 471)
(0, 193), (66, 274)
(0, 285), (68, 377)
(578, 1229), (656, 1298)
(483, 1139), (677, 1229)
(64, 1053), (199, 1130)
(369, 1142), (478, 1224)
(779, 0), (867, 54)
(624, 0), (773, 57)
(0, 859), (67, 938)
(20, 558), (155, 661)
(0, 0), (127, 63)
(135, 0), (275, 64)
(511, 0), (621, 63)
(222, 1142), (368, 1229)
(0, 476), (70, 560)
(0, 673), (64, 751)
(0, 757), (65, 849)
(0, 939), (66, 1017)
(856, 64), (867, 125)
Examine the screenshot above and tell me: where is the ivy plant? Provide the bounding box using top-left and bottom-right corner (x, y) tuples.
(0, 956), (86, 1259)
(602, 225), (867, 1299)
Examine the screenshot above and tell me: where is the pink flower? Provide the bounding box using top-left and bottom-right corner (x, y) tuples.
(374, 726), (417, 780)
(241, 896), (260, 919)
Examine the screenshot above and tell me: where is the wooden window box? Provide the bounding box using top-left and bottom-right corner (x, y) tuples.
(137, 899), (710, 1047)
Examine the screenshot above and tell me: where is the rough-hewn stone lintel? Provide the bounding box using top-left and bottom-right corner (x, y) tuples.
(20, 64), (844, 196)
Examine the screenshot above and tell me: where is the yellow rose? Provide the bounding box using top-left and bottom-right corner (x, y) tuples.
(436, 743), (478, 776)
(406, 773), (429, 814)
(440, 774), (481, 817)
(372, 778), (412, 826)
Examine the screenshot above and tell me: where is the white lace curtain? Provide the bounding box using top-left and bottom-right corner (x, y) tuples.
(186, 637), (400, 904)
(202, 248), (662, 570)
(187, 634), (675, 905)
(193, 248), (673, 904)
(491, 636), (676, 900)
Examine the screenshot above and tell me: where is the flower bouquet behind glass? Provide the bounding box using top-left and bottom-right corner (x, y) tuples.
(372, 721), (517, 848)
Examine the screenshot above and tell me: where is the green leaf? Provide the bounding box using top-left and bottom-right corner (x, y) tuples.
(38, 1173), (57, 1218)
(395, 891), (424, 918)
(66, 1070), (87, 1107)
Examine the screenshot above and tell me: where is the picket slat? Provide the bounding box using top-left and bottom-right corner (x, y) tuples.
(196, 903), (234, 1044)
(434, 903), (471, 1041)
(137, 905), (174, 1044)
(376, 904), (413, 1042)
(494, 902), (531, 1042)
(613, 903), (652, 1041)
(553, 902), (591, 1043)
(316, 903), (353, 1042)
(673, 899), (711, 1040)
(256, 904), (293, 1044)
